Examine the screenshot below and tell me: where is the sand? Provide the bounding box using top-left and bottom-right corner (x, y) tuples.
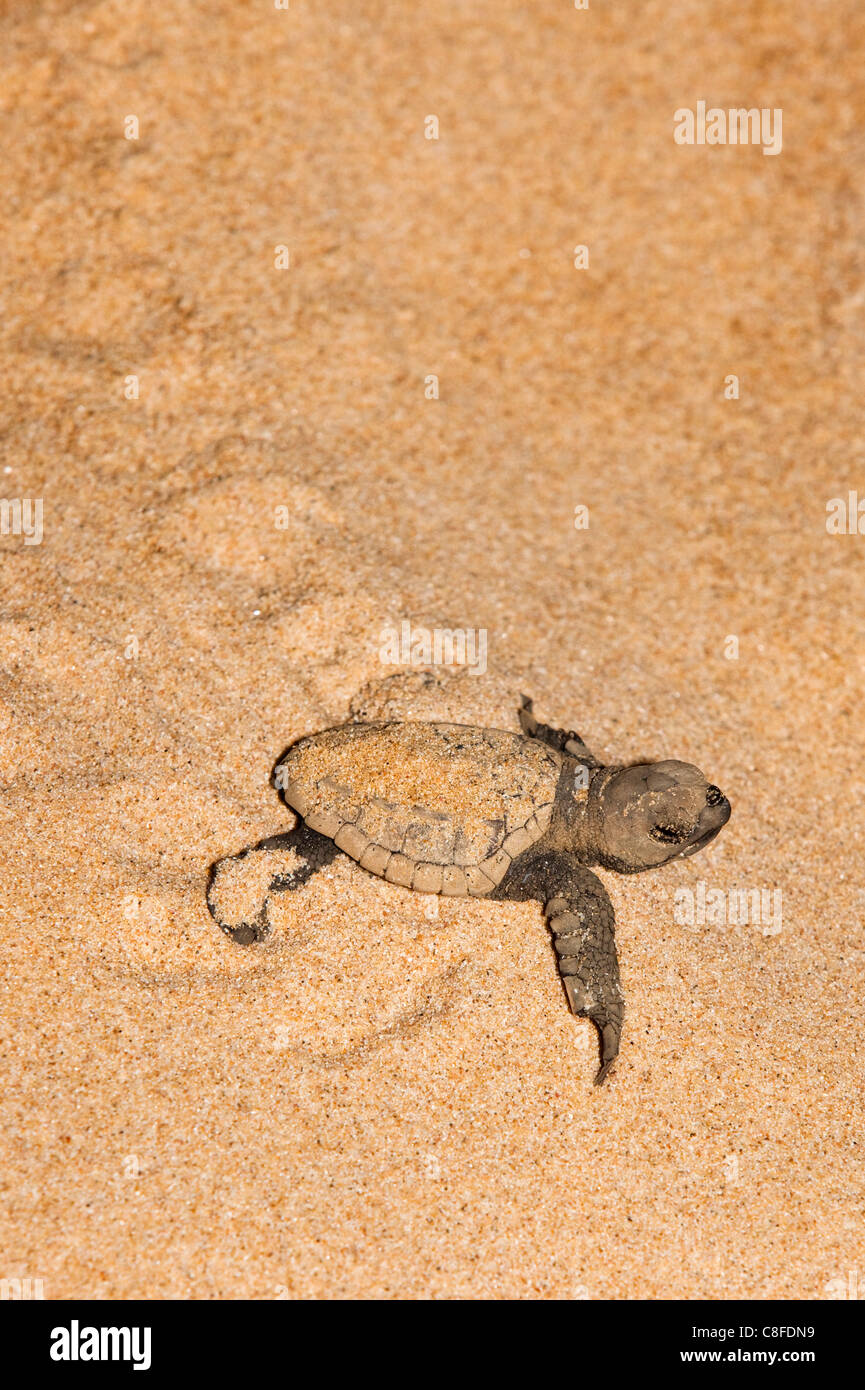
(1, 0), (863, 1300)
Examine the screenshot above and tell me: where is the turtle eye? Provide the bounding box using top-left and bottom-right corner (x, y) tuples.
(650, 824), (687, 844)
(706, 784), (724, 806)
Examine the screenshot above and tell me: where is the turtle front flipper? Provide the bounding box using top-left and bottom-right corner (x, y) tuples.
(547, 881), (623, 1085)
(206, 822), (339, 944)
(492, 850), (624, 1084)
(518, 695), (600, 767)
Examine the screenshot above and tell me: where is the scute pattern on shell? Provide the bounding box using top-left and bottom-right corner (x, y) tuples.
(279, 721), (562, 895)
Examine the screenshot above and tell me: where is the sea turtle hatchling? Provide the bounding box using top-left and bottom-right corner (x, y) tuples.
(207, 697), (731, 1083)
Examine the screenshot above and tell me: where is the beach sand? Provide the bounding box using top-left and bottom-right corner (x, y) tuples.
(1, 0), (863, 1299)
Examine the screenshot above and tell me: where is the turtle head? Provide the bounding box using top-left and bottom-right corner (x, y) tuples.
(592, 760), (730, 873)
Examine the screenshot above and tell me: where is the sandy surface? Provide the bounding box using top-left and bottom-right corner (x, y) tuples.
(1, 0), (863, 1299)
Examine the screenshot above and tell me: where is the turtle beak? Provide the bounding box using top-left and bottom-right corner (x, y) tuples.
(677, 793), (731, 858)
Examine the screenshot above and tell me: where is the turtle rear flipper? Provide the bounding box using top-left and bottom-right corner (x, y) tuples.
(492, 849), (624, 1084)
(518, 695), (600, 767)
(207, 822), (339, 944)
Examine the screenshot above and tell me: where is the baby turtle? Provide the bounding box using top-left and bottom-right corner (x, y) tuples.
(207, 697), (731, 1083)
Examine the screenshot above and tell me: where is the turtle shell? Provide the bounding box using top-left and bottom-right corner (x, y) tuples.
(278, 721), (563, 897)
